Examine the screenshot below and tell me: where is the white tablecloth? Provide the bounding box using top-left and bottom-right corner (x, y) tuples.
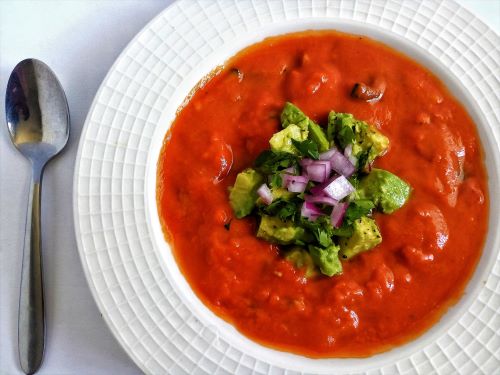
(0, 1), (497, 374)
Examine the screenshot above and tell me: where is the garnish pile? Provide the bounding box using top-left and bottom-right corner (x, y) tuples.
(229, 103), (411, 277)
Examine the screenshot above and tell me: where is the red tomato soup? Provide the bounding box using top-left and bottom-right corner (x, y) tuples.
(157, 31), (488, 357)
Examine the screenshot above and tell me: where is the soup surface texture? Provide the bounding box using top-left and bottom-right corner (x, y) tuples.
(157, 31), (488, 357)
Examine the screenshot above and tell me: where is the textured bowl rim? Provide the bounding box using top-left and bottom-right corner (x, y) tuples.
(73, 1), (500, 374)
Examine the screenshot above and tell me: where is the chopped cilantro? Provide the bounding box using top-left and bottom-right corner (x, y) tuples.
(345, 199), (375, 223)
(356, 146), (372, 170)
(269, 173), (283, 188)
(291, 139), (320, 160)
(348, 174), (360, 190)
(254, 150), (299, 174)
(331, 224), (354, 237)
(317, 229), (333, 247)
(299, 216), (334, 247)
(259, 198), (301, 221)
(337, 125), (355, 149)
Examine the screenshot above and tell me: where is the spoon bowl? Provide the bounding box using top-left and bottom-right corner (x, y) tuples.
(5, 59), (69, 375)
(6, 59), (69, 165)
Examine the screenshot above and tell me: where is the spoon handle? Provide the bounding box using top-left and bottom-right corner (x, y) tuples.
(18, 166), (45, 375)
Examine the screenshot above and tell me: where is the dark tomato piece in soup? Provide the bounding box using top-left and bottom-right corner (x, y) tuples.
(156, 31), (488, 357)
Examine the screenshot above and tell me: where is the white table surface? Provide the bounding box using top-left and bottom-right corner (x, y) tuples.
(0, 1), (498, 374)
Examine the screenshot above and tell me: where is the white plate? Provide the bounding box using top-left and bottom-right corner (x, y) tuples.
(74, 1), (500, 373)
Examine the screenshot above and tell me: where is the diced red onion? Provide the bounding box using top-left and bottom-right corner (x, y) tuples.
(318, 146), (356, 177)
(283, 175), (308, 193)
(257, 184), (273, 205)
(281, 173), (288, 188)
(304, 194), (338, 206)
(331, 202), (349, 228)
(282, 174), (308, 186)
(301, 202), (322, 221)
(279, 166), (298, 187)
(299, 158), (314, 168)
(322, 175), (355, 200)
(310, 178), (334, 195)
(319, 147), (338, 161)
(306, 160), (330, 183)
(287, 182), (308, 193)
(330, 151), (356, 177)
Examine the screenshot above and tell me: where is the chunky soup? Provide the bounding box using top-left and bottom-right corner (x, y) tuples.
(157, 31), (488, 357)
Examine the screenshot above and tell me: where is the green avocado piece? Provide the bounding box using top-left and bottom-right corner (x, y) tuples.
(327, 111), (389, 169)
(308, 244), (343, 277)
(281, 102), (309, 130)
(269, 124), (308, 154)
(257, 215), (306, 245)
(357, 168), (411, 214)
(229, 168), (264, 218)
(308, 121), (330, 152)
(285, 247), (318, 278)
(339, 216), (382, 259)
(281, 102), (329, 152)
(327, 112), (353, 145)
(271, 187), (295, 200)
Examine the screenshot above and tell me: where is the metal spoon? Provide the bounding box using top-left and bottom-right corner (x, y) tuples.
(5, 59), (69, 374)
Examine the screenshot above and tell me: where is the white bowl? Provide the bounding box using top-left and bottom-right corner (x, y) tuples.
(74, 1), (500, 373)
(145, 19), (500, 374)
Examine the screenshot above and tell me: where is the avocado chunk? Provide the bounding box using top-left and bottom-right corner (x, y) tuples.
(309, 244), (343, 276)
(327, 111), (389, 169)
(229, 168), (264, 218)
(271, 187), (295, 200)
(281, 102), (329, 152)
(269, 124), (308, 154)
(285, 247), (317, 278)
(257, 215), (306, 245)
(281, 101), (310, 130)
(339, 216), (382, 259)
(357, 168), (411, 214)
(308, 121), (330, 152)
